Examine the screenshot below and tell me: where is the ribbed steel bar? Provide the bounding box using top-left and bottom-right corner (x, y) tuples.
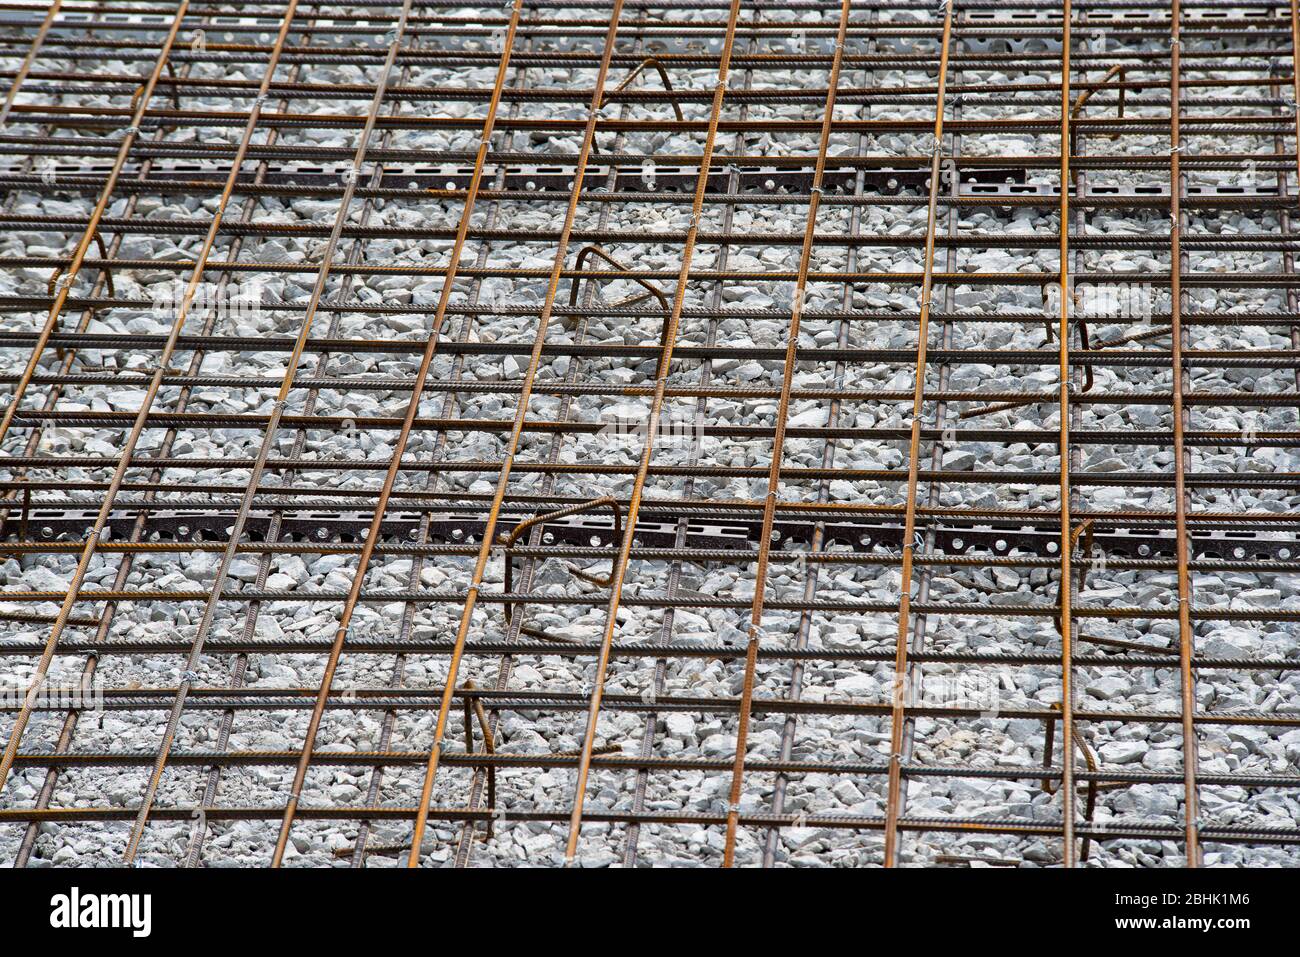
(2, 803), (1297, 849)
(449, 14), (650, 868)
(1169, 0), (1201, 867)
(175, 15), (433, 869)
(1, 0), (322, 843)
(881, 0), (956, 869)
(0, 2), (191, 794)
(0, 4), (189, 449)
(9, 684), (1300, 726)
(368, 24), (544, 869)
(267, 0), (521, 867)
(116, 0), (316, 863)
(180, 12), (361, 868)
(0, 0), (63, 125)
(558, 0), (744, 866)
(1056, 0), (1078, 869)
(886, 6), (966, 869)
(719, 0), (853, 867)
(10, 4), (271, 866)
(1292, 0), (1300, 184)
(403, 0), (630, 868)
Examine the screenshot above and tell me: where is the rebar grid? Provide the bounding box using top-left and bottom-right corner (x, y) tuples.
(0, 0), (1297, 868)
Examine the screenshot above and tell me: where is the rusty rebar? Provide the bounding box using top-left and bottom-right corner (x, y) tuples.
(882, 0), (956, 870)
(0, 1), (1295, 872)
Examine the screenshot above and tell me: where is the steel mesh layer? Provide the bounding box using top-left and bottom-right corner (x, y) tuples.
(0, 0), (1297, 867)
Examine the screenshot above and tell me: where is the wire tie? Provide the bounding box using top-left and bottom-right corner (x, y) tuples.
(726, 802), (741, 814)
(181, 670), (200, 684)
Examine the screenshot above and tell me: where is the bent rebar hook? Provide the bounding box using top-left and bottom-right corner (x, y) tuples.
(570, 244), (673, 348)
(603, 57), (684, 121)
(1069, 64), (1130, 156)
(592, 57), (684, 152)
(498, 496), (624, 642)
(1040, 701), (1125, 861)
(49, 229), (116, 300)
